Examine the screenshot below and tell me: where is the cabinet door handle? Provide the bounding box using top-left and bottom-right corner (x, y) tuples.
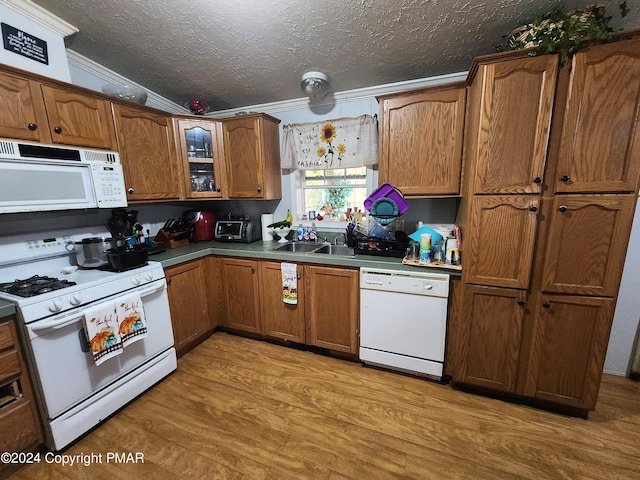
(28, 123), (37, 131)
(529, 206), (538, 212)
(256, 187), (262, 193)
(166, 278), (172, 285)
(517, 300), (525, 306)
(558, 205), (567, 212)
(533, 177), (542, 184)
(216, 188), (221, 192)
(251, 267), (255, 274)
(127, 187), (135, 194)
(54, 126), (62, 134)
(560, 175), (570, 182)
(297, 273), (301, 279)
(542, 302), (550, 308)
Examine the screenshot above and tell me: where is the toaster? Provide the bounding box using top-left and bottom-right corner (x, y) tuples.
(214, 219), (261, 243)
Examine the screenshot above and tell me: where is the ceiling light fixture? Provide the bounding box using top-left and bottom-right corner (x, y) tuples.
(301, 71), (329, 98)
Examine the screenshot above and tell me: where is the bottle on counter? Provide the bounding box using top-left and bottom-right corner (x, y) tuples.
(297, 223), (304, 241)
(310, 222), (317, 242)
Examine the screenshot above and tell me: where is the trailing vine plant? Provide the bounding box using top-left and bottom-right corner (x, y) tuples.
(496, 2), (631, 65)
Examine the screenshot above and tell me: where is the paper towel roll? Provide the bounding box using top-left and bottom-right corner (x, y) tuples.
(261, 213), (274, 241)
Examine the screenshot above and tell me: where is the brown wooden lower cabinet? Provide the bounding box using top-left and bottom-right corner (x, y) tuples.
(0, 316), (43, 476)
(220, 258), (261, 334)
(259, 261), (305, 343)
(165, 259), (213, 355)
(458, 284), (526, 392)
(452, 282), (617, 412)
(524, 294), (614, 410)
(218, 258), (359, 354)
(305, 265), (359, 354)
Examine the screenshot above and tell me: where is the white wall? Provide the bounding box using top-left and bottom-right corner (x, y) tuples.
(604, 197), (640, 375)
(0, 0), (74, 82)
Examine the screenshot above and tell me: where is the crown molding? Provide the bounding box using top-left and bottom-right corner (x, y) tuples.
(1, 0), (78, 37)
(65, 45), (467, 117)
(66, 49), (188, 114)
(207, 71), (468, 118)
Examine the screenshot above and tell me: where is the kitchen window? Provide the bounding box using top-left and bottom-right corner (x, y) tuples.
(295, 167), (378, 228)
(300, 166), (369, 221)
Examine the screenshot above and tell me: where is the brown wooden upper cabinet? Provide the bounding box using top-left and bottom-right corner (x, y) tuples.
(0, 70), (117, 149)
(377, 82), (466, 196)
(113, 103), (182, 202)
(220, 113), (282, 199)
(540, 194), (636, 297)
(465, 54), (558, 195)
(463, 195), (540, 289)
(0, 71), (51, 143)
(175, 118), (225, 199)
(40, 85), (118, 150)
(555, 37), (640, 194)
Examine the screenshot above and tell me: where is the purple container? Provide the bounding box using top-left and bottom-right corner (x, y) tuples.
(364, 183), (409, 214)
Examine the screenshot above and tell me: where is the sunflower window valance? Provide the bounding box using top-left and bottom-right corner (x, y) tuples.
(281, 114), (378, 171)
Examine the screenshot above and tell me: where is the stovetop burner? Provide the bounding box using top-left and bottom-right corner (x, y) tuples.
(0, 275), (77, 298)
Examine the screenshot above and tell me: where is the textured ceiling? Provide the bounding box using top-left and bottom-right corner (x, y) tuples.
(30, 0), (640, 111)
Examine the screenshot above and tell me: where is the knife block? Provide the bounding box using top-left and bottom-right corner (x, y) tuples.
(153, 229), (190, 249)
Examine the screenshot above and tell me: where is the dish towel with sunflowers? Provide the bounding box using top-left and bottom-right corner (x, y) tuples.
(84, 301), (123, 366)
(281, 262), (298, 304)
(116, 292), (148, 347)
(281, 114), (378, 170)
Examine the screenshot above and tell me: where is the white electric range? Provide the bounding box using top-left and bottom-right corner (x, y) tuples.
(0, 236), (176, 451)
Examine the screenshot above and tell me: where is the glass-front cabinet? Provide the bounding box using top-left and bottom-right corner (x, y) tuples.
(175, 118), (225, 198)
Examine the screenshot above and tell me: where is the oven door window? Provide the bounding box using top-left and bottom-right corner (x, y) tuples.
(26, 280), (173, 419)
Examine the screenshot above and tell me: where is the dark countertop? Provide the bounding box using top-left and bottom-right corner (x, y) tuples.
(151, 239), (463, 275)
(0, 301), (15, 319)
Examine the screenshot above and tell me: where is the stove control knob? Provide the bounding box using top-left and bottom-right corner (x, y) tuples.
(132, 276), (141, 286)
(144, 272), (154, 281)
(49, 299), (63, 313)
(70, 294), (82, 306)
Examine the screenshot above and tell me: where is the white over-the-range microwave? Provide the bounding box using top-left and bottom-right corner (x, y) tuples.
(0, 138), (128, 214)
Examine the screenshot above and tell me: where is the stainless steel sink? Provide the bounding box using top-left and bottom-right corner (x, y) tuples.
(272, 242), (323, 253)
(313, 244), (355, 256)
(272, 242), (355, 256)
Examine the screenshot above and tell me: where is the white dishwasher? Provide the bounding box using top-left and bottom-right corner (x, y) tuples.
(359, 268), (449, 380)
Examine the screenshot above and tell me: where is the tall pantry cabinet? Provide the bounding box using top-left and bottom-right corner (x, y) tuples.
(454, 36), (640, 414)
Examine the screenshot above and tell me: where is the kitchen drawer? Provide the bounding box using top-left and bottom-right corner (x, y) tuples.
(0, 322), (13, 351)
(0, 350), (20, 385)
(0, 400), (39, 452)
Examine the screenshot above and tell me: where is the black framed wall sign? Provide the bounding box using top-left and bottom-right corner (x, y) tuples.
(2, 22), (49, 65)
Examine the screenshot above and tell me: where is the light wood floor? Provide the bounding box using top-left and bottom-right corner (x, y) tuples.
(9, 332), (640, 480)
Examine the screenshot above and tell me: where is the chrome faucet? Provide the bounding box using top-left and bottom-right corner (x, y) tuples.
(334, 233), (347, 245)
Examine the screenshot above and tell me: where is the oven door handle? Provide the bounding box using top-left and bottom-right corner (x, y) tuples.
(137, 281), (166, 298)
(30, 311), (86, 333)
(29, 280), (165, 334)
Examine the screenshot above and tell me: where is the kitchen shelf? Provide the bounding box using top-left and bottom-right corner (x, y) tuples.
(401, 256), (462, 271)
